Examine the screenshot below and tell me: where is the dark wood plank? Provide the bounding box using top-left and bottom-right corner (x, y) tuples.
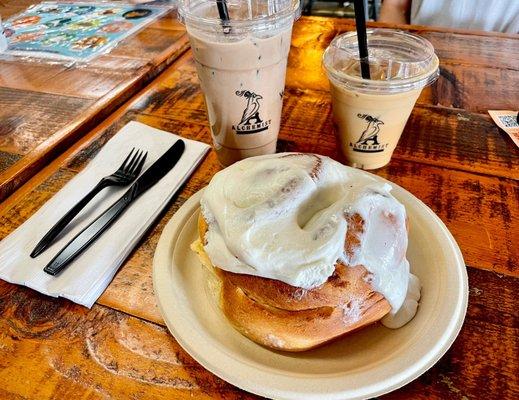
(0, 2), (190, 200)
(376, 159), (518, 276)
(384, 268), (519, 400)
(0, 59), (146, 99)
(0, 151), (21, 173)
(110, 27), (186, 61)
(0, 62), (65, 93)
(420, 64), (519, 113)
(418, 31), (519, 70)
(81, 53), (150, 71)
(0, 60), (137, 99)
(287, 51), (519, 114)
(0, 267), (516, 400)
(0, 281), (257, 400)
(0, 88), (94, 155)
(287, 17), (519, 113)
(301, 17), (519, 68)
(397, 105), (519, 177)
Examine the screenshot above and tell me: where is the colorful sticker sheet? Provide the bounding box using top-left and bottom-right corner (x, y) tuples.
(3, 2), (167, 62)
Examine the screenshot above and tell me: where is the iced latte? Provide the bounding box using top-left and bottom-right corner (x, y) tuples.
(323, 30), (439, 170)
(178, 0), (300, 166)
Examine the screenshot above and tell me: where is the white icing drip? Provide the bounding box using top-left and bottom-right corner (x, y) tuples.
(265, 334), (285, 348)
(201, 153), (419, 327)
(341, 298), (362, 324)
(382, 273), (421, 328)
(343, 191), (409, 313)
(292, 287), (308, 300)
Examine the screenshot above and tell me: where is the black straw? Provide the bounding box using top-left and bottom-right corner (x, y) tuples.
(216, 0), (231, 34)
(354, 0), (370, 79)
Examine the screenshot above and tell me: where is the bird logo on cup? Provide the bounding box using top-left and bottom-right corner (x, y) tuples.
(233, 90), (271, 134)
(351, 114), (388, 153)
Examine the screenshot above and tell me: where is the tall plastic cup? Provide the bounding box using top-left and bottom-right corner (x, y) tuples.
(178, 0), (300, 166)
(323, 29), (439, 170)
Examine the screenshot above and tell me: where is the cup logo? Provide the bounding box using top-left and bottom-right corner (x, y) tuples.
(232, 90), (271, 134)
(351, 114), (388, 153)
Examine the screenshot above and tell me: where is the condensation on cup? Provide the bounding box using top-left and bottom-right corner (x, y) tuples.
(178, 0), (300, 166)
(323, 29), (440, 170)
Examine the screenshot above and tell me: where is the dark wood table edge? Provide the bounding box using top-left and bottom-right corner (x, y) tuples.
(0, 33), (190, 203)
(321, 16), (519, 39)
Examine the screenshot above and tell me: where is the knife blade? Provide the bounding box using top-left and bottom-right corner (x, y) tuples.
(43, 139), (185, 276)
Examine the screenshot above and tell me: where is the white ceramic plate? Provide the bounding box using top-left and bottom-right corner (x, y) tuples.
(153, 177), (468, 400)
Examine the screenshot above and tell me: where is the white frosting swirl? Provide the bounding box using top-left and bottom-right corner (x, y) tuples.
(200, 153), (420, 327)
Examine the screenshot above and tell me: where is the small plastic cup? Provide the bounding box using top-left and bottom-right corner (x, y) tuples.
(178, 0), (300, 166)
(323, 29), (439, 170)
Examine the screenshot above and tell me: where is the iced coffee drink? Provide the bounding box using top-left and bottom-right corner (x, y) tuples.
(178, 0), (300, 166)
(323, 30), (439, 170)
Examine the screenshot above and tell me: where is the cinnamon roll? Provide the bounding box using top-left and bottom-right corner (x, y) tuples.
(191, 153), (420, 351)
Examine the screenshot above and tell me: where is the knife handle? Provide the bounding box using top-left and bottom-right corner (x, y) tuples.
(43, 190), (133, 276)
(30, 181), (109, 258)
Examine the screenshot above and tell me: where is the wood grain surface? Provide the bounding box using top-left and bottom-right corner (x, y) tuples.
(0, 15), (518, 400)
(0, 0), (190, 201)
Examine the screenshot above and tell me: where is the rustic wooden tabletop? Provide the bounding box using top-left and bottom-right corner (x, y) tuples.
(0, 0), (189, 201)
(0, 16), (518, 399)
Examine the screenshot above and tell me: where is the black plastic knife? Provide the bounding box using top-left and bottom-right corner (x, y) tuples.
(43, 139), (185, 276)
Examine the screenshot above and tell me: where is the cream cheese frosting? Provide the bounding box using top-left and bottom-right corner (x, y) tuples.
(200, 153), (420, 328)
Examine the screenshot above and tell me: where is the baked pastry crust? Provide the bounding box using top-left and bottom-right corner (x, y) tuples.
(195, 214), (391, 352)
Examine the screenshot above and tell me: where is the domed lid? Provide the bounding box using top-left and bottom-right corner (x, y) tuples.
(323, 29), (439, 94)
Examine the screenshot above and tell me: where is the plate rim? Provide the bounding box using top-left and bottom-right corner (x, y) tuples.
(153, 176), (468, 400)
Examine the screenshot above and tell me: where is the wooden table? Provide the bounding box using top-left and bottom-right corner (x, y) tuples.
(1, 16), (518, 399)
(0, 0), (189, 201)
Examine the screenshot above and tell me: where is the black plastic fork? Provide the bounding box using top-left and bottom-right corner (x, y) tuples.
(30, 148), (148, 258)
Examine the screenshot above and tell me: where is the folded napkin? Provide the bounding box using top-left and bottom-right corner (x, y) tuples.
(0, 121), (209, 307)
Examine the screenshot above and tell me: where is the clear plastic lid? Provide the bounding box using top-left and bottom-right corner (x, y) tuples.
(323, 29), (439, 94)
(178, 0), (300, 36)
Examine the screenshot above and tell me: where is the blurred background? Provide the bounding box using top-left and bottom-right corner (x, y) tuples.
(301, 0), (381, 19)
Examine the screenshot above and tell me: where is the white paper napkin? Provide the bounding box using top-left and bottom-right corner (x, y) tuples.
(0, 121), (210, 307)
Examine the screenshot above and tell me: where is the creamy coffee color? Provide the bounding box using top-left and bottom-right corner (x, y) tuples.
(189, 27), (291, 165)
(323, 30), (440, 170)
(182, 1), (296, 166)
(330, 84), (422, 169)
(200, 153), (421, 328)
